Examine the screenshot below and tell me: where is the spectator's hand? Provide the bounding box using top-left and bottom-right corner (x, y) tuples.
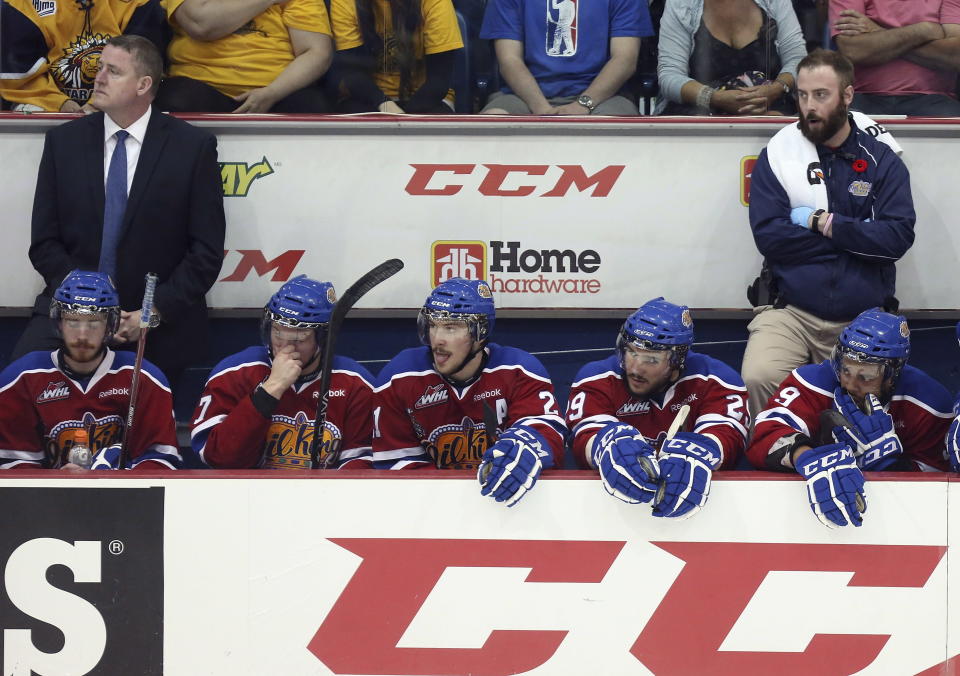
(710, 88), (766, 115)
(378, 100), (405, 114)
(59, 99), (82, 113)
(834, 9), (883, 36)
(80, 101), (99, 115)
(233, 87), (279, 113)
(262, 344), (303, 397)
(554, 101), (591, 115)
(60, 462), (87, 472)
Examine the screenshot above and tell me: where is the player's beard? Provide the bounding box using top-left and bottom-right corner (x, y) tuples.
(799, 99), (848, 145)
(64, 341), (105, 373)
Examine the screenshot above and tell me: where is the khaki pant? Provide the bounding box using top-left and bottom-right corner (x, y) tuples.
(741, 305), (849, 423)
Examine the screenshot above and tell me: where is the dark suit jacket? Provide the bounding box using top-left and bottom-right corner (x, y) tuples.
(29, 109), (226, 377)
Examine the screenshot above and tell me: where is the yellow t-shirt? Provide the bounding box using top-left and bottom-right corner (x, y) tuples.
(0, 0), (157, 111)
(163, 0), (332, 97)
(330, 0), (462, 99)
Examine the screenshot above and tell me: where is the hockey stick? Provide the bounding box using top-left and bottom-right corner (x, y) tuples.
(654, 403), (690, 506)
(477, 402), (500, 482)
(119, 272), (158, 470)
(818, 407), (867, 513)
(312, 259), (404, 468)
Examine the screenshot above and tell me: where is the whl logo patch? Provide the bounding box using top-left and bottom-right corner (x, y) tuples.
(415, 384), (448, 409)
(36, 380), (70, 404)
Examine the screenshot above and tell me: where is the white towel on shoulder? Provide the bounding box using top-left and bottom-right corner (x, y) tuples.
(766, 111), (902, 209)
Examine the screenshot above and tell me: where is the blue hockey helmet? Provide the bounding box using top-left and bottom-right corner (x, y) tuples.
(616, 297), (695, 371)
(261, 275), (336, 347)
(832, 308), (910, 388)
(417, 277), (496, 346)
(50, 270), (121, 338)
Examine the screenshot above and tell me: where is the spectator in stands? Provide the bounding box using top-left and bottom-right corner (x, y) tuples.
(329, 0), (463, 113)
(0, 0), (166, 112)
(747, 309), (953, 528)
(741, 49), (915, 421)
(831, 0), (960, 116)
(656, 0), (806, 115)
(16, 36), (225, 394)
(565, 298), (748, 520)
(155, 0), (333, 112)
(479, 0), (651, 115)
(0, 271), (181, 471)
(190, 276), (375, 470)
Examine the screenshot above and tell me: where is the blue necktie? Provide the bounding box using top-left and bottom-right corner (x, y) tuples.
(99, 129), (129, 280)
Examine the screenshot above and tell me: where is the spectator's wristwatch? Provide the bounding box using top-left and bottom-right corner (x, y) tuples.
(577, 94), (596, 112)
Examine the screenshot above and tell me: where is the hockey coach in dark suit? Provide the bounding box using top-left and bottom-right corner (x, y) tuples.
(15, 34), (226, 390)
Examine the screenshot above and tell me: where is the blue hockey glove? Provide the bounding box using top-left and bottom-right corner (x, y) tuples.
(790, 206), (814, 229)
(591, 422), (659, 504)
(795, 443), (866, 528)
(90, 445), (125, 471)
(832, 390), (903, 471)
(947, 415), (960, 473)
(478, 426), (548, 507)
(653, 432), (721, 520)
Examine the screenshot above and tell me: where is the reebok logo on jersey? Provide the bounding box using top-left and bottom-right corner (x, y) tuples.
(32, 0), (55, 16)
(414, 384), (448, 409)
(98, 387), (129, 399)
(671, 393), (698, 411)
(312, 389), (346, 399)
(617, 400), (650, 416)
(36, 381), (70, 404)
(473, 389), (502, 401)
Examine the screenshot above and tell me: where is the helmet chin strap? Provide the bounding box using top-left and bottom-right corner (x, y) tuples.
(438, 340), (487, 386)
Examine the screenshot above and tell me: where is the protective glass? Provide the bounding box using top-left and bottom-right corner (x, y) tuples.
(271, 325), (314, 345)
(839, 358), (884, 384)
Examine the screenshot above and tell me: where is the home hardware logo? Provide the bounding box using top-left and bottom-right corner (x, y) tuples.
(432, 241), (602, 294)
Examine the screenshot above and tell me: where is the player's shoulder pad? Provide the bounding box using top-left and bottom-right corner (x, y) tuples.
(485, 343), (552, 381)
(683, 351), (745, 387)
(571, 353), (620, 386)
(0, 350), (57, 390)
(332, 354), (375, 388)
(895, 365), (953, 414)
(792, 361), (837, 396)
(208, 346), (271, 381)
(111, 350), (171, 389)
(375, 346), (433, 387)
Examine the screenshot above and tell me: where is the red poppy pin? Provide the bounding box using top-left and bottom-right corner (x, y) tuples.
(852, 159), (868, 173)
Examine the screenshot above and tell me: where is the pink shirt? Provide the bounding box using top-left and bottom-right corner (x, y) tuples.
(830, 0), (960, 96)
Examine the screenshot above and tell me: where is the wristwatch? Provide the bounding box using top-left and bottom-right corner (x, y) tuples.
(576, 94), (596, 112)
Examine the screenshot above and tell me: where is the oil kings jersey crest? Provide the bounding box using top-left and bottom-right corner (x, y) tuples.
(262, 411), (343, 470)
(546, 0), (578, 56)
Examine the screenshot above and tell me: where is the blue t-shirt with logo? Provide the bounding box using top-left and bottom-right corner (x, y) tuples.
(480, 0), (652, 99)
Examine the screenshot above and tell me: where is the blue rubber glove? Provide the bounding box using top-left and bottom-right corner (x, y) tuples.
(653, 432), (721, 520)
(947, 415), (960, 473)
(795, 443), (866, 528)
(90, 445), (125, 471)
(790, 206), (814, 229)
(592, 422), (659, 504)
(832, 390), (903, 471)
(477, 426), (549, 507)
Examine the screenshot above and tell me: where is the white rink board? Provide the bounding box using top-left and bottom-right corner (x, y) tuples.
(0, 472), (957, 675)
(1, 116), (958, 311)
